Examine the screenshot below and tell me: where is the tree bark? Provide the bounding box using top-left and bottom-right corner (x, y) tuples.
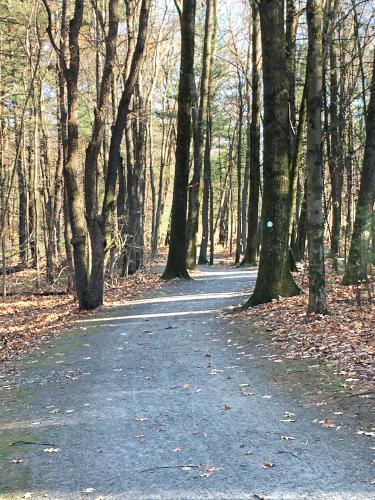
(306, 0), (326, 313)
(243, 3), (261, 267)
(343, 49), (375, 285)
(84, 0), (119, 308)
(186, 0), (215, 270)
(162, 0), (196, 279)
(244, 0), (300, 307)
(235, 72), (244, 264)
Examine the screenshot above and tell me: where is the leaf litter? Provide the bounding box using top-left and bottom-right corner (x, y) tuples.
(235, 266), (375, 385)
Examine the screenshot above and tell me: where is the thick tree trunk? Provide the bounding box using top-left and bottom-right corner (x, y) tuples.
(343, 49), (375, 285)
(244, 0), (299, 307)
(306, 0), (326, 314)
(84, 0), (119, 308)
(162, 0), (196, 279)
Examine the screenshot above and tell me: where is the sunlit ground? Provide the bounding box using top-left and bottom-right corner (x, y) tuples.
(121, 290), (249, 306)
(78, 309), (221, 323)
(193, 269), (257, 281)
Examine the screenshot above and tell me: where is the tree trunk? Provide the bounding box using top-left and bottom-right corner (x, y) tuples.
(343, 49), (375, 285)
(328, 28), (343, 263)
(102, 0), (150, 288)
(125, 84), (146, 275)
(84, 0), (119, 308)
(235, 72), (244, 264)
(244, 0), (299, 307)
(186, 0), (215, 270)
(306, 0), (326, 314)
(243, 3), (261, 267)
(198, 116), (212, 265)
(162, 0), (196, 279)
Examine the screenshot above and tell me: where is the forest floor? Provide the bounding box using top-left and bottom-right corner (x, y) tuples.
(0, 265), (374, 499)
(236, 264), (375, 386)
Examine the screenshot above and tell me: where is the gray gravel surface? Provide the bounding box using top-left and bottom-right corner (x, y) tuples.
(0, 266), (374, 499)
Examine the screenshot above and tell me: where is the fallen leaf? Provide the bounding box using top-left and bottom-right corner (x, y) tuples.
(43, 448), (61, 453)
(261, 462), (274, 468)
(199, 465), (223, 477)
(171, 383), (192, 389)
(82, 488), (96, 494)
(322, 419), (335, 428)
(134, 417), (148, 422)
(10, 458), (23, 464)
(171, 448), (181, 453)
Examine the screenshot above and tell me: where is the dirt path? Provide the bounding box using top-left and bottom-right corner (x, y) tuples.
(0, 266), (374, 499)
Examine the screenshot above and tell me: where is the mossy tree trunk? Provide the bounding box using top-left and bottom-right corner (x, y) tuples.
(244, 0), (300, 307)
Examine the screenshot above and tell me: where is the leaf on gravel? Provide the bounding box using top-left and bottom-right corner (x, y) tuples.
(261, 462), (274, 468)
(240, 383), (250, 388)
(322, 419), (335, 428)
(10, 458), (23, 463)
(43, 448), (61, 453)
(244, 450), (253, 455)
(171, 383), (192, 389)
(199, 465), (223, 477)
(135, 434), (145, 439)
(82, 488), (96, 494)
(171, 448), (181, 453)
(134, 417), (148, 422)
